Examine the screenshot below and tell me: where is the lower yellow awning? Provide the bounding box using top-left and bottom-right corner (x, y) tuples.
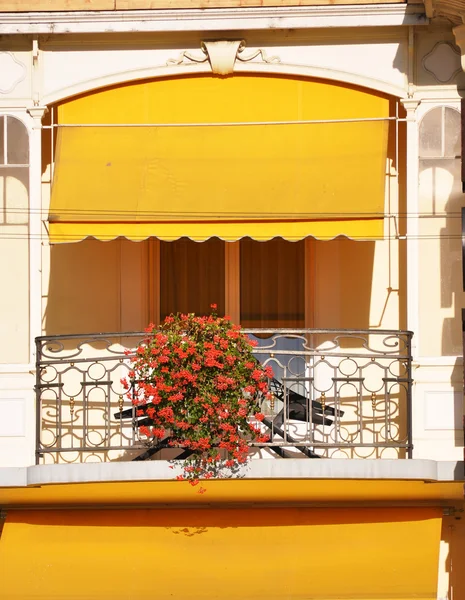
(0, 506), (441, 599)
(48, 76), (389, 243)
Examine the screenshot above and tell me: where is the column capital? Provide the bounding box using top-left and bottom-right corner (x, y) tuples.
(27, 106), (48, 124)
(400, 98), (420, 119)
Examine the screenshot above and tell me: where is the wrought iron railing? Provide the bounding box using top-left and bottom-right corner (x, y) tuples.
(35, 329), (413, 463)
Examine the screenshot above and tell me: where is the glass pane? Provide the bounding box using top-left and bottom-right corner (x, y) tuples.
(0, 167), (29, 225)
(7, 116), (29, 165)
(0, 116), (4, 165)
(444, 107), (461, 158)
(419, 107), (442, 158)
(240, 238), (305, 328)
(160, 238), (225, 320)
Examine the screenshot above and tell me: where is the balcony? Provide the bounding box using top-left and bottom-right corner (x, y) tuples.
(35, 328), (413, 464)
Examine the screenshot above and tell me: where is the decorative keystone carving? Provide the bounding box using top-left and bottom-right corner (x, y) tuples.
(202, 40), (243, 75)
(167, 40), (281, 76)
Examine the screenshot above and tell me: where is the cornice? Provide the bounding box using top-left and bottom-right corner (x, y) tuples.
(423, 0), (465, 24)
(0, 5), (427, 34)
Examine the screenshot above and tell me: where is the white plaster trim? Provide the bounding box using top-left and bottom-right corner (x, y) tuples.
(401, 98), (420, 360)
(414, 356), (463, 367)
(0, 111), (37, 367)
(42, 62), (407, 107)
(0, 459), (463, 489)
(413, 92), (464, 104)
(416, 99), (461, 114)
(0, 6), (427, 34)
(235, 62), (406, 97)
(0, 365), (34, 374)
(25, 108), (45, 370)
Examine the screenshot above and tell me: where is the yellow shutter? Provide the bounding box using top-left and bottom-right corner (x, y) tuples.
(0, 506), (441, 599)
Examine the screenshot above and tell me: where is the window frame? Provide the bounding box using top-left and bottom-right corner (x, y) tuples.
(148, 238), (314, 328)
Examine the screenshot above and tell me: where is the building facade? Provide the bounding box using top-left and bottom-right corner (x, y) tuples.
(0, 1), (464, 598)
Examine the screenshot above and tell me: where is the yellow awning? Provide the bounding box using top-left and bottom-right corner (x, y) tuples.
(0, 506), (441, 599)
(48, 76), (390, 243)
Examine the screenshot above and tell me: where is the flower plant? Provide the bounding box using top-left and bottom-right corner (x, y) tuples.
(122, 306), (272, 487)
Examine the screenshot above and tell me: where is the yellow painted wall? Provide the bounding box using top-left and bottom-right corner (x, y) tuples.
(43, 238), (149, 338)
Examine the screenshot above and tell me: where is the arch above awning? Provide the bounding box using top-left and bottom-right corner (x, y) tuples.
(48, 75), (390, 244)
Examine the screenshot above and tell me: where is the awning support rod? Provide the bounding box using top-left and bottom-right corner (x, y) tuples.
(42, 116), (404, 129)
(0, 510), (6, 541)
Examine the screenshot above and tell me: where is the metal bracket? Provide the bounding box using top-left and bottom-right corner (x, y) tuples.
(32, 36), (39, 64)
(443, 507), (464, 518)
(0, 510), (7, 540)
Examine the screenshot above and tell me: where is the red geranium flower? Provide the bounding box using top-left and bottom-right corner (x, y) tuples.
(123, 309), (271, 486)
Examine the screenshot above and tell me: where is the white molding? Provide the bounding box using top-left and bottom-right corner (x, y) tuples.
(25, 107), (46, 370)
(42, 61), (407, 106)
(0, 5), (427, 35)
(413, 90), (463, 101)
(401, 98), (420, 360)
(0, 459), (463, 489)
(234, 62), (406, 97)
(0, 365), (34, 374)
(0, 101), (35, 109)
(414, 356), (463, 367)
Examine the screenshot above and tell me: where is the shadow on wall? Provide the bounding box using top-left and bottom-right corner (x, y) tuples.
(312, 97), (406, 345)
(417, 107), (465, 447)
(312, 238), (375, 341)
(44, 239), (133, 339)
(439, 159), (465, 356)
(441, 512), (465, 600)
(450, 359), (465, 448)
(45, 237), (378, 344)
(417, 106), (465, 356)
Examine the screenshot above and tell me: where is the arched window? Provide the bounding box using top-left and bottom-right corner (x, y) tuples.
(419, 106), (460, 159)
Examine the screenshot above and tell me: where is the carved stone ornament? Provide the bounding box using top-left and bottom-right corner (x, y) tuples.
(166, 40), (281, 76)
(422, 42), (461, 84)
(0, 52), (26, 94)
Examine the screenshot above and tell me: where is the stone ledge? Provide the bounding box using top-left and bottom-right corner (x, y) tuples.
(0, 458), (463, 489)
